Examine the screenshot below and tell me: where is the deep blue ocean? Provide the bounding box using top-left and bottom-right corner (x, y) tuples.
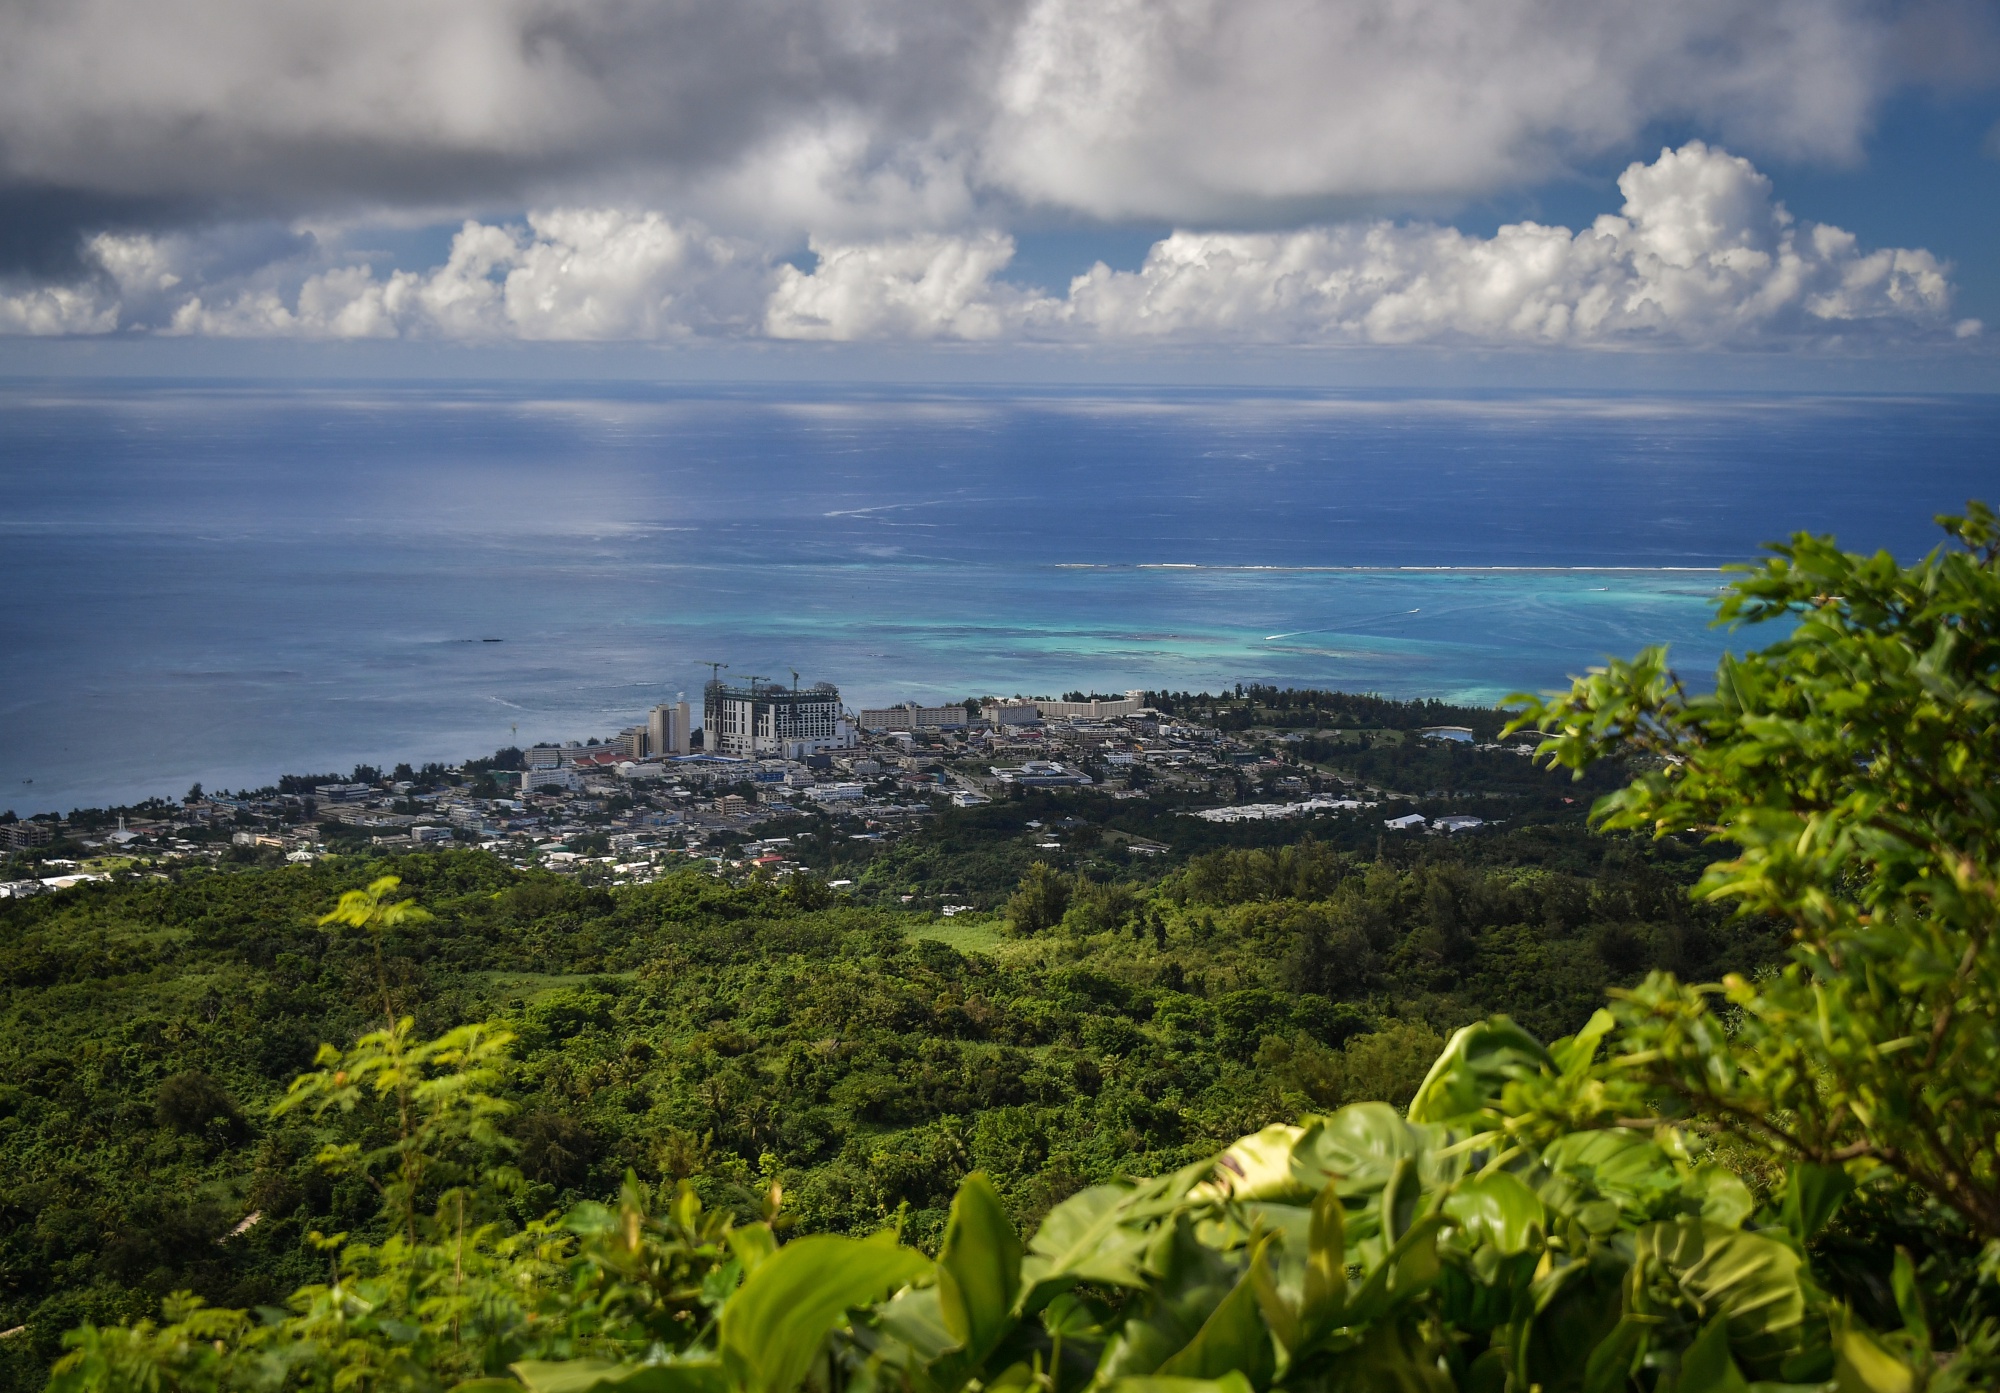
(2, 382), (1995, 814)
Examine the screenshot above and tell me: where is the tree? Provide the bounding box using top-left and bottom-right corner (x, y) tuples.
(1004, 861), (1070, 935)
(1508, 504), (2000, 1237)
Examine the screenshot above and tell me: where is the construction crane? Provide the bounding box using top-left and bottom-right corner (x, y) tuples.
(701, 661), (728, 686)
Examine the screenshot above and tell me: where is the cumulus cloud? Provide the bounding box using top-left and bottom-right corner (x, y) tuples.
(0, 145), (1977, 349)
(0, 0), (1969, 246)
(765, 233), (1054, 340)
(147, 211), (760, 340)
(1058, 143), (1975, 345)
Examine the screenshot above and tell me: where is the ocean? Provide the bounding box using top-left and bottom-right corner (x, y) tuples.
(2, 382), (1995, 814)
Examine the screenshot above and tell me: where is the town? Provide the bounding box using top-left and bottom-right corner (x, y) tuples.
(0, 674), (1547, 899)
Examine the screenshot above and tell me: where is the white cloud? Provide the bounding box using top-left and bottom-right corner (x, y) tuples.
(766, 233), (1053, 340)
(159, 210), (758, 340)
(1, 145), (1978, 349)
(781, 144), (1977, 346)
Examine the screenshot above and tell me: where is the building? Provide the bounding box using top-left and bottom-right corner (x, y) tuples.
(0, 821), (54, 851)
(705, 678), (851, 759)
(858, 702), (974, 732)
(1431, 814), (1486, 833)
(1420, 726), (1476, 743)
(1034, 691), (1147, 720)
(313, 782), (374, 804)
(1384, 812), (1427, 830)
(981, 700), (1043, 727)
(990, 761), (1093, 788)
(648, 700), (693, 756)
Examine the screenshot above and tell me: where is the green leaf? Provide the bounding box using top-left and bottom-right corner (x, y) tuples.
(1022, 1183), (1154, 1295)
(935, 1172), (1022, 1358)
(1406, 1016), (1551, 1126)
(1632, 1219), (1805, 1362)
(1549, 1010), (1615, 1078)
(1779, 1164), (1853, 1245)
(1677, 1315), (1752, 1393)
(1381, 1157), (1421, 1246)
(874, 1286), (957, 1365)
(1155, 1265), (1275, 1388)
(1542, 1129), (1683, 1220)
(1105, 1374), (1255, 1393)
(1293, 1103), (1424, 1197)
(511, 1361), (728, 1393)
(1300, 1183), (1346, 1329)
(1691, 1164), (1756, 1230)
(1833, 1326), (1917, 1393)
(1443, 1171), (1544, 1257)
(1889, 1249), (1929, 1355)
(719, 1233), (932, 1393)
(1578, 1316), (1651, 1393)
(726, 1222), (778, 1277)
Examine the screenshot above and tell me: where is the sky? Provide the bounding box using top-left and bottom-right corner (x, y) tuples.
(2, 0), (1999, 384)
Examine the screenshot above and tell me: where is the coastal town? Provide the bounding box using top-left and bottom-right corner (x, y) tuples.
(0, 674), (1542, 899)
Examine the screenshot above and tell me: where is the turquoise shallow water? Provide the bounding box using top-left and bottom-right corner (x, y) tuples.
(1, 384), (1993, 812)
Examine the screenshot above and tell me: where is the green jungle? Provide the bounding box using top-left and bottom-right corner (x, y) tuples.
(4, 507), (1999, 1393)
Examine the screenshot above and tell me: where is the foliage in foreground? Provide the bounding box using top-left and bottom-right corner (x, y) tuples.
(1509, 504), (2000, 1240)
(45, 1009), (1992, 1393)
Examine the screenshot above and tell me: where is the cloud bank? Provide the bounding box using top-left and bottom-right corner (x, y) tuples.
(1, 145), (1974, 349)
(2, 0), (1990, 248)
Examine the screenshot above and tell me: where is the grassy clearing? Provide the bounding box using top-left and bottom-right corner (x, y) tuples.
(905, 914), (1010, 956)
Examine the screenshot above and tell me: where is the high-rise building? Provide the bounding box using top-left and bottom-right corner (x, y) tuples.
(704, 678), (850, 759)
(648, 700), (693, 757)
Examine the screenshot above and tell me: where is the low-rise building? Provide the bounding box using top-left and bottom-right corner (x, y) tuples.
(860, 702), (975, 732)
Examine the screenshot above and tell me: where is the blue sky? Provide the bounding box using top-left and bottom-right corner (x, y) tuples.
(0, 0), (1996, 384)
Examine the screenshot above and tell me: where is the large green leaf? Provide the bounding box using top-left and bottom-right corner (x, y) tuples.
(1300, 1183), (1347, 1329)
(1632, 1219), (1805, 1368)
(936, 1172), (1022, 1360)
(1098, 1221), (1246, 1382)
(719, 1233), (932, 1393)
(1405, 1017), (1551, 1126)
(1293, 1104), (1426, 1197)
(873, 1285), (958, 1365)
(511, 1361), (728, 1393)
(1316, 1317), (1455, 1393)
(1541, 1129), (1683, 1221)
(1156, 1264), (1276, 1388)
(1779, 1163), (1853, 1245)
(1021, 1182), (1156, 1298)
(1443, 1171), (1544, 1257)
(1105, 1375), (1255, 1393)
(1522, 1247), (1630, 1393)
(1676, 1315), (1752, 1393)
